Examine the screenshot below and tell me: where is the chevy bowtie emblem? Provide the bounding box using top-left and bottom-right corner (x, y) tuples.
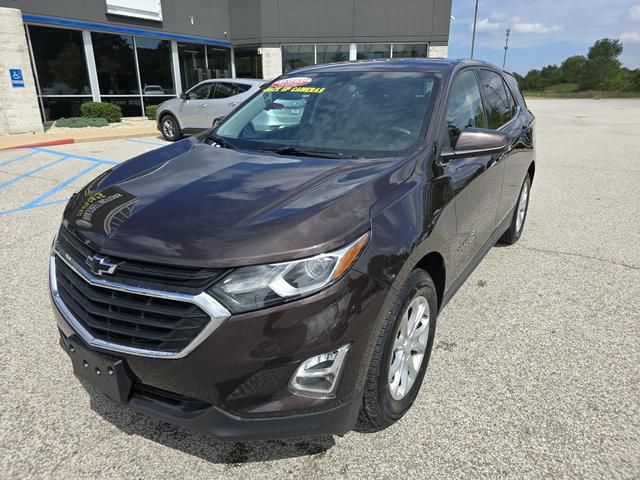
(86, 254), (121, 276)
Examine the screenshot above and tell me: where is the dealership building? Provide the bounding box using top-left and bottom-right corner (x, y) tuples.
(0, 0), (452, 135)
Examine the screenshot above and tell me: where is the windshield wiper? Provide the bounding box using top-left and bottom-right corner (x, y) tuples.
(261, 146), (362, 159)
(206, 133), (237, 150)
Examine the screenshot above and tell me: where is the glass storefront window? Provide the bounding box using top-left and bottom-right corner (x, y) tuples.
(393, 44), (428, 58)
(357, 44), (391, 60)
(235, 47), (263, 78)
(207, 47), (231, 79)
(136, 37), (175, 95)
(92, 32), (139, 94)
(101, 97), (142, 117)
(178, 42), (207, 91)
(40, 97), (92, 121)
(142, 96), (176, 110)
(282, 45), (315, 73)
(316, 44), (350, 65)
(28, 25), (90, 95)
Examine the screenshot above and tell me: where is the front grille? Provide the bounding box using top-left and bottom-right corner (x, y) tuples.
(55, 257), (211, 352)
(58, 226), (227, 294)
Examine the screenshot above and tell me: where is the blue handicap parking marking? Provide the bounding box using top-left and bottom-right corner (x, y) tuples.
(9, 68), (25, 88)
(0, 146), (120, 216)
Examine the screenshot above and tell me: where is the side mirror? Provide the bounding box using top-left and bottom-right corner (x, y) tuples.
(212, 116), (225, 128)
(180, 92), (187, 100)
(441, 128), (508, 160)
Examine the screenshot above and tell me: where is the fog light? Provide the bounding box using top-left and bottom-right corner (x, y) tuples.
(289, 344), (350, 398)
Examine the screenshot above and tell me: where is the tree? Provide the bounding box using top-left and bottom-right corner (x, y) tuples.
(559, 55), (586, 84)
(540, 65), (562, 86)
(580, 38), (623, 90)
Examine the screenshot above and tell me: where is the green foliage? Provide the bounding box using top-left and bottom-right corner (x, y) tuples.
(80, 102), (122, 123)
(580, 38), (624, 90)
(559, 56), (586, 84)
(517, 38), (640, 95)
(545, 83), (579, 94)
(145, 104), (159, 119)
(54, 117), (109, 128)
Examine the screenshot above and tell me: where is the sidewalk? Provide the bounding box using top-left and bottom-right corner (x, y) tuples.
(0, 118), (159, 149)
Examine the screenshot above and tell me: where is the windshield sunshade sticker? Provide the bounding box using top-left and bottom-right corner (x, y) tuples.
(265, 77), (326, 94)
(271, 77), (312, 88)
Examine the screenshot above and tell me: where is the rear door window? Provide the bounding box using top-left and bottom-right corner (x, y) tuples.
(479, 69), (513, 129)
(213, 82), (252, 98)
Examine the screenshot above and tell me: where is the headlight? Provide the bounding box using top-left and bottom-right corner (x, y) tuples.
(208, 232), (369, 313)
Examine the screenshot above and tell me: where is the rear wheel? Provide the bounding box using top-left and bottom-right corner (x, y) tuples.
(160, 114), (182, 142)
(500, 174), (531, 245)
(358, 269), (438, 432)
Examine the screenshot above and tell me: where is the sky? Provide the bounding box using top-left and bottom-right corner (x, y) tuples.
(447, 0), (640, 75)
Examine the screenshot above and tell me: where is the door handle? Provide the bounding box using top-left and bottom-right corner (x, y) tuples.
(199, 104), (208, 108)
(228, 102), (239, 107)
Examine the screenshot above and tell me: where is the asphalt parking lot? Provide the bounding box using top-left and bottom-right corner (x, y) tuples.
(1, 99), (639, 479)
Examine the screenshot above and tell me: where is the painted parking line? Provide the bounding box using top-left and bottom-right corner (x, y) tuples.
(0, 156), (70, 191)
(31, 146), (119, 165)
(0, 146), (119, 217)
(23, 163), (101, 209)
(0, 150), (39, 167)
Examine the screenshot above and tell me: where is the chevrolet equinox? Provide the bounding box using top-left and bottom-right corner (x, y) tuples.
(50, 59), (535, 441)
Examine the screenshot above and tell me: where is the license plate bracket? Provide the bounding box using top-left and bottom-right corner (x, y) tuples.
(60, 335), (132, 404)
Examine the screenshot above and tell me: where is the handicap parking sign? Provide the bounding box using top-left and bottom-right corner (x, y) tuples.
(9, 68), (25, 88)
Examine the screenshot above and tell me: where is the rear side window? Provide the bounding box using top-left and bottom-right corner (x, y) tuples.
(479, 69), (514, 128)
(214, 82), (251, 98)
(233, 83), (252, 93)
(445, 69), (487, 146)
(504, 73), (527, 109)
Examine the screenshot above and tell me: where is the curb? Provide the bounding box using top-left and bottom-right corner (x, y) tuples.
(0, 129), (160, 150)
(1, 138), (75, 150)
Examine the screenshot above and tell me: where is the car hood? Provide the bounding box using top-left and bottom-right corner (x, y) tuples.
(62, 138), (414, 267)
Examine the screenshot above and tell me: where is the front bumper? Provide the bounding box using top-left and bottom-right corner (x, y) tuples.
(52, 263), (387, 439)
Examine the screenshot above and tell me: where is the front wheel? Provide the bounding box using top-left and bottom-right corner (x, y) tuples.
(500, 174), (531, 245)
(358, 269), (438, 432)
(160, 114), (182, 142)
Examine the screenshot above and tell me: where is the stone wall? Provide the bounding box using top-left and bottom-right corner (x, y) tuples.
(428, 45), (449, 58)
(261, 47), (283, 80)
(0, 7), (43, 135)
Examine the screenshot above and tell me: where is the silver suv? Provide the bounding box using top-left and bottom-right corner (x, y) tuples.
(156, 79), (263, 141)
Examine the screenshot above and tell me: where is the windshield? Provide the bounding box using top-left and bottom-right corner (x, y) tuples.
(214, 71), (441, 158)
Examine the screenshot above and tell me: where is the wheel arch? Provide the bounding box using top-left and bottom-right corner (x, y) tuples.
(158, 110), (182, 130)
(527, 161), (536, 185)
(414, 251), (446, 311)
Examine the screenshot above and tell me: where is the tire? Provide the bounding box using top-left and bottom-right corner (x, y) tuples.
(160, 114), (182, 142)
(358, 269), (438, 432)
(500, 174), (531, 245)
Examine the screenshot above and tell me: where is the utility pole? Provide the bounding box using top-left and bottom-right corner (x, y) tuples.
(470, 0), (479, 58)
(502, 28), (511, 69)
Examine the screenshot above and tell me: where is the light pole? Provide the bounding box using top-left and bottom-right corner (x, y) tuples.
(502, 28), (511, 69)
(470, 0), (479, 58)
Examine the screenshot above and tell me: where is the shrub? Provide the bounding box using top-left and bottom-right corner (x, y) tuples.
(145, 104), (159, 119)
(54, 117), (109, 128)
(80, 102), (122, 123)
(545, 83), (579, 94)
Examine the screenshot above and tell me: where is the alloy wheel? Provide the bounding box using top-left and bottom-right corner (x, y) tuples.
(515, 181), (529, 233)
(388, 295), (430, 401)
(163, 118), (176, 138)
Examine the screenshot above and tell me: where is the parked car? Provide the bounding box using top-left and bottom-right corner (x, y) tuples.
(143, 84), (165, 95)
(50, 59), (535, 441)
(155, 78), (264, 141)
